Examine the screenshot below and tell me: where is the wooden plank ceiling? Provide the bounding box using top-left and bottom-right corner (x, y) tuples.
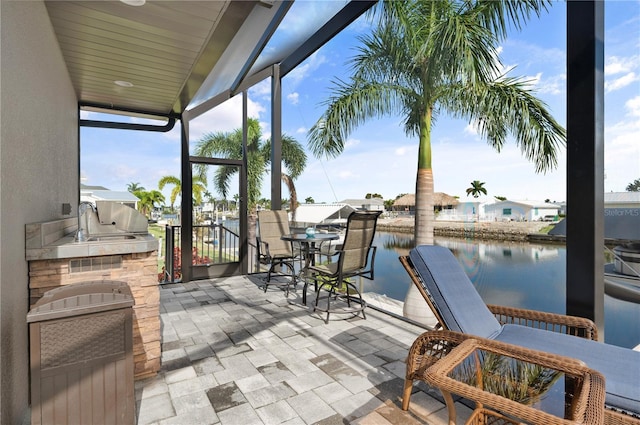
(45, 0), (260, 117)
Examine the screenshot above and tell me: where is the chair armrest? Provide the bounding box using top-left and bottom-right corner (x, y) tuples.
(256, 237), (271, 261)
(405, 330), (472, 381)
(487, 304), (598, 341)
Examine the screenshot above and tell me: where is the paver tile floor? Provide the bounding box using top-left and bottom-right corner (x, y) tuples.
(135, 275), (473, 424)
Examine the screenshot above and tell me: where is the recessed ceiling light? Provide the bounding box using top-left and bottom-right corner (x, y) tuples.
(114, 80), (134, 87)
(120, 0), (145, 6)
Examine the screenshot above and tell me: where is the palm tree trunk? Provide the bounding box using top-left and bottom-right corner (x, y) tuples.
(414, 168), (434, 245)
(405, 165), (435, 323)
(414, 108), (435, 246)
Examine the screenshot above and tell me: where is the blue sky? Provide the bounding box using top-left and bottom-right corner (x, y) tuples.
(81, 1), (640, 205)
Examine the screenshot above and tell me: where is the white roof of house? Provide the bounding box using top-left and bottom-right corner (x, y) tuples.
(81, 189), (139, 203)
(605, 192), (640, 204)
(339, 198), (384, 207)
(457, 196), (493, 205)
(495, 200), (560, 208)
(292, 204), (356, 224)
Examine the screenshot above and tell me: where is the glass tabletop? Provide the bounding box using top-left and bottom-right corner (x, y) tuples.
(448, 347), (574, 418)
(281, 233), (339, 242)
(424, 338), (604, 425)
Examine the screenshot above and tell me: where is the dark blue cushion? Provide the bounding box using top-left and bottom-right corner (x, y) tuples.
(409, 245), (502, 338)
(496, 324), (640, 415)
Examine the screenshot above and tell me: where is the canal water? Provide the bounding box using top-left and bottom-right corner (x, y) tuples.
(369, 231), (640, 349)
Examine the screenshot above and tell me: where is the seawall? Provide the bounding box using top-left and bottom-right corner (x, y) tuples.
(377, 218), (555, 242)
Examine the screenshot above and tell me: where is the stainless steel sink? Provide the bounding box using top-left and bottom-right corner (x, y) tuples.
(87, 235), (136, 242)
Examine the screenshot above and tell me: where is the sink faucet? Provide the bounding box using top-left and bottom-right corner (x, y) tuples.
(76, 201), (96, 242)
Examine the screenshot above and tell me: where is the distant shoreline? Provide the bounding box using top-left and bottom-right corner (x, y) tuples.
(377, 217), (559, 242)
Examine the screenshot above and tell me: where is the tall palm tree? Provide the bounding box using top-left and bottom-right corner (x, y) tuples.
(308, 0), (565, 245)
(466, 180), (488, 198)
(158, 175), (207, 210)
(193, 118), (307, 215)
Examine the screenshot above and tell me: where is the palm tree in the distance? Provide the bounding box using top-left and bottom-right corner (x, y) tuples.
(127, 182), (145, 193)
(158, 175), (207, 212)
(308, 0), (565, 245)
(466, 180), (488, 198)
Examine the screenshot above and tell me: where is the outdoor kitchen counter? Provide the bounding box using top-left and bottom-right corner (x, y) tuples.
(25, 217), (161, 378)
(26, 217), (158, 260)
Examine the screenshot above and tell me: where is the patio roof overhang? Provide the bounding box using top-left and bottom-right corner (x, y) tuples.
(45, 0), (376, 120)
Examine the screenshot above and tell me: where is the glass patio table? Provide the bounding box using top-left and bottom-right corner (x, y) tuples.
(281, 233), (339, 304)
(423, 337), (605, 425)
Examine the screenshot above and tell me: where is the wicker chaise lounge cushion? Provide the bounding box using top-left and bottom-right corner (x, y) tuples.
(409, 245), (640, 416)
(409, 245), (502, 338)
(496, 324), (640, 415)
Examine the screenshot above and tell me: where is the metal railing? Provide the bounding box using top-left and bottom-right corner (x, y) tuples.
(162, 224), (240, 283)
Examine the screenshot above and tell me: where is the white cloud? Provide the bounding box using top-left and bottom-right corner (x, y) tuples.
(627, 96), (640, 117)
(432, 140), (568, 201)
(249, 79), (271, 98)
(605, 55), (639, 75)
(336, 169), (358, 180)
(291, 140), (419, 202)
(605, 72), (639, 93)
(344, 137), (361, 150)
(296, 127), (307, 134)
(535, 73), (566, 96)
(604, 97), (640, 192)
(528, 72), (543, 87)
(287, 92), (299, 105)
(464, 122), (479, 136)
(186, 96), (265, 141)
(286, 52), (327, 88)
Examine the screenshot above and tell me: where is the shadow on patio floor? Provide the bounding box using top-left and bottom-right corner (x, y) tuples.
(134, 274), (472, 424)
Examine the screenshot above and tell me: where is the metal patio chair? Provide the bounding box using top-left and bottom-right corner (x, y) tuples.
(256, 210), (298, 295)
(307, 210), (381, 323)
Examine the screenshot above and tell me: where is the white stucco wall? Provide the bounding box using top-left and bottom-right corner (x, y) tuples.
(1, 1), (78, 423)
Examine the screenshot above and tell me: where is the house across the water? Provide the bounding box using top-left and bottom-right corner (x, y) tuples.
(291, 203), (356, 228)
(80, 184), (140, 210)
(484, 200), (561, 222)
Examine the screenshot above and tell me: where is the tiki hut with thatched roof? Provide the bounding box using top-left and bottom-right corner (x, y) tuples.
(433, 192), (459, 212)
(391, 194), (415, 213)
(391, 193), (458, 213)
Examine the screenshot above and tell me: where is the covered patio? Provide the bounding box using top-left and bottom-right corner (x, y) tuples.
(135, 274), (465, 425)
(1, 1), (607, 423)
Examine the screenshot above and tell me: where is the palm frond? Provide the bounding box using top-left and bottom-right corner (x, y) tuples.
(473, 0), (551, 40)
(308, 78), (409, 158)
(443, 76), (565, 172)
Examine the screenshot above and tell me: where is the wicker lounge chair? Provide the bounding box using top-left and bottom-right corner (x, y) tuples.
(256, 210), (298, 295)
(406, 329), (606, 425)
(400, 245), (640, 425)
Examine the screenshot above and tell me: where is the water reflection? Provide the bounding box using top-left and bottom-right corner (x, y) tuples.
(372, 231), (640, 349)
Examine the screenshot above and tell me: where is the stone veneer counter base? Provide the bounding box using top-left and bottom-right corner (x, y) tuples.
(28, 252), (161, 379)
